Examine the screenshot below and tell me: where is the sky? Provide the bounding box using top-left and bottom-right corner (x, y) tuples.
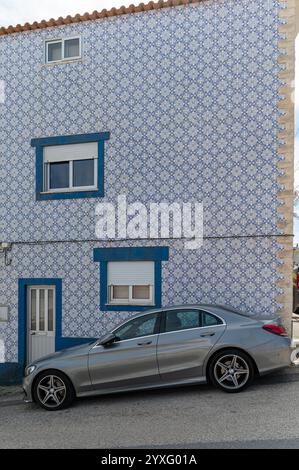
(1, 0), (299, 244)
(0, 0), (133, 27)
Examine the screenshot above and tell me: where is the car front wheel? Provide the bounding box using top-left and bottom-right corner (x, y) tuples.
(209, 349), (254, 393)
(33, 370), (75, 410)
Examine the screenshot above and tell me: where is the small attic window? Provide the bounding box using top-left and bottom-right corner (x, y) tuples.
(45, 37), (81, 64)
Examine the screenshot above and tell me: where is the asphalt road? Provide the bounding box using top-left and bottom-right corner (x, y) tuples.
(1, 367), (299, 449)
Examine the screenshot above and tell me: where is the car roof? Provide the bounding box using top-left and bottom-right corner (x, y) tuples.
(133, 304), (246, 316)
(112, 303), (248, 332)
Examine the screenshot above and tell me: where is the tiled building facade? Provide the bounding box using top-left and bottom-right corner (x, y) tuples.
(0, 0), (295, 383)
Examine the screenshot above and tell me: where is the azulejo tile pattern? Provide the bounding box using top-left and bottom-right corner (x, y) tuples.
(0, 238), (283, 362)
(0, 0), (285, 242)
(0, 0), (291, 363)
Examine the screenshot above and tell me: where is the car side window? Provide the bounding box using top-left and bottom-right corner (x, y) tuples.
(202, 311), (223, 326)
(114, 313), (159, 341)
(164, 310), (201, 333)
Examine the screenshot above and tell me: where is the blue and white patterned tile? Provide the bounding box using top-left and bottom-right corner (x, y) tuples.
(0, 0), (287, 362)
(0, 0), (284, 243)
(0, 237), (283, 362)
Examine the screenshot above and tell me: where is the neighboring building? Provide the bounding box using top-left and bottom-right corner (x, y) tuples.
(0, 0), (295, 384)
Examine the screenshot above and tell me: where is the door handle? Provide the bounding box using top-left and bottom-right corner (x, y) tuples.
(137, 341), (152, 346)
(30, 332), (36, 336)
(200, 332), (215, 337)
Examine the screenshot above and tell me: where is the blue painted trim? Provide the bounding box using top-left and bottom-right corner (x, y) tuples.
(18, 279), (62, 370)
(99, 261), (108, 312)
(93, 247), (169, 312)
(101, 305), (156, 312)
(18, 278), (96, 373)
(93, 246), (169, 262)
(0, 363), (23, 385)
(31, 132), (110, 148)
(154, 261), (162, 309)
(36, 189), (104, 201)
(35, 146), (44, 195)
(31, 132), (110, 201)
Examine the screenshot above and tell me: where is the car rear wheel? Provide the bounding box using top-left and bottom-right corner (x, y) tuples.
(33, 370), (75, 411)
(209, 349), (254, 393)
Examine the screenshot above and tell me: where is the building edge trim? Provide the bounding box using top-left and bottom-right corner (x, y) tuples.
(276, 0), (295, 329)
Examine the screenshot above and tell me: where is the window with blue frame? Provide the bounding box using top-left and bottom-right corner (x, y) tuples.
(93, 247), (169, 312)
(31, 132), (110, 200)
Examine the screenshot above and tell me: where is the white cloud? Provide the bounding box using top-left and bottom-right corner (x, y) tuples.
(0, 0), (133, 27)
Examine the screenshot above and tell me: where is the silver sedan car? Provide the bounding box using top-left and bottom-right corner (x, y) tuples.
(23, 305), (291, 410)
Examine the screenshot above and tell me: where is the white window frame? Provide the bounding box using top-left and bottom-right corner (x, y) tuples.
(28, 286), (56, 337)
(45, 36), (82, 64)
(108, 285), (154, 306)
(42, 143), (98, 194)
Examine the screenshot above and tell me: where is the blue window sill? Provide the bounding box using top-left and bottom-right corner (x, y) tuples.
(101, 304), (158, 312)
(37, 188), (104, 201)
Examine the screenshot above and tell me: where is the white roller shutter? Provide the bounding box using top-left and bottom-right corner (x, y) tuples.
(108, 261), (154, 286)
(44, 142), (98, 163)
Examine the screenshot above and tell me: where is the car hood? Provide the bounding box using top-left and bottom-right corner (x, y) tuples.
(31, 342), (96, 366)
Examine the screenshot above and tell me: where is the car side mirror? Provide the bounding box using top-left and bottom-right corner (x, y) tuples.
(98, 333), (118, 347)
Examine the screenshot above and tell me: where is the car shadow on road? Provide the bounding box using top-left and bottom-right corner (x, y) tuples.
(74, 382), (215, 408)
(73, 367), (299, 409)
(2, 367), (298, 412)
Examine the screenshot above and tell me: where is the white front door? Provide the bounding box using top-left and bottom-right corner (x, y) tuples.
(27, 286), (55, 363)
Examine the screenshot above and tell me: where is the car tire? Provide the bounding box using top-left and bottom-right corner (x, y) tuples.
(208, 349), (254, 393)
(33, 370), (75, 411)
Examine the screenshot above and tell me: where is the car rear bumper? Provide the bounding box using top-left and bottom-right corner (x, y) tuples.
(249, 336), (291, 375)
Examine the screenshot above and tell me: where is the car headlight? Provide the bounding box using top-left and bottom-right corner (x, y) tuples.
(25, 365), (36, 376)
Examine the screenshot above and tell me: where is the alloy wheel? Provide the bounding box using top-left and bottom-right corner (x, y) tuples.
(214, 354), (250, 390)
(36, 375), (67, 408)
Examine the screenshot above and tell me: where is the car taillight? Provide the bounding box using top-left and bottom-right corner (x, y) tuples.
(262, 324), (287, 336)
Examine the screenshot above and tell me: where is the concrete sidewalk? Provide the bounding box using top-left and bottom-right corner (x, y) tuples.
(0, 385), (23, 400)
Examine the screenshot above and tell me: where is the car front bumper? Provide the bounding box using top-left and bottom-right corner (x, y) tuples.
(23, 374), (35, 403)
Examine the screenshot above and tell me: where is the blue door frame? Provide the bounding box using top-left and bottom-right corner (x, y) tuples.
(0, 278), (95, 386)
(18, 278), (95, 372)
(18, 279), (63, 372)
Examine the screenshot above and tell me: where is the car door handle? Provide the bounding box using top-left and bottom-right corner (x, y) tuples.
(200, 332), (215, 337)
(137, 341), (152, 346)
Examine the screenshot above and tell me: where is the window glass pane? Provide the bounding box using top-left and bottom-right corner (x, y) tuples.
(73, 159), (94, 187)
(114, 313), (158, 341)
(49, 162), (69, 189)
(39, 290), (45, 331)
(64, 38), (80, 58)
(112, 286), (129, 300)
(47, 42), (62, 62)
(48, 290), (54, 332)
(132, 285), (150, 300)
(203, 312), (222, 326)
(30, 290), (36, 331)
(165, 310), (201, 333)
